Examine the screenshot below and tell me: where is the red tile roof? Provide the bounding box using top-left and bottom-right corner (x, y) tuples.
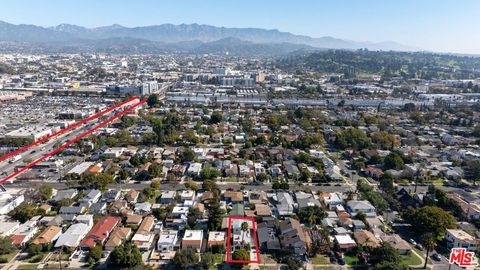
(80, 216), (121, 248)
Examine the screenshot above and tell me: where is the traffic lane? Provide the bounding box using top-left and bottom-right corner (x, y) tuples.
(0, 120), (100, 180)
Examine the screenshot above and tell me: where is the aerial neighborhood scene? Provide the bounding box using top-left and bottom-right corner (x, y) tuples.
(0, 1), (480, 270)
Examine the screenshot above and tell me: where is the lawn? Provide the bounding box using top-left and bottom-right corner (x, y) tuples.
(0, 250), (19, 263)
(201, 253), (225, 270)
(314, 267), (335, 270)
(17, 264), (39, 270)
(344, 255), (359, 265)
(431, 179), (444, 186)
(311, 254), (330, 265)
(402, 253), (422, 266)
(212, 253), (225, 264)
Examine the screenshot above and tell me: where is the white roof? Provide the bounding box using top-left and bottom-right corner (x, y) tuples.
(132, 232), (155, 242)
(54, 223), (91, 248)
(0, 221), (19, 235)
(67, 162), (94, 175)
(183, 230), (203, 241)
(208, 231), (225, 242)
(335, 234), (356, 245)
(158, 230), (178, 245)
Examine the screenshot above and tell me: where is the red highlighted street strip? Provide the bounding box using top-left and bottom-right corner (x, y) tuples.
(226, 216), (261, 264)
(0, 98), (146, 185)
(0, 96), (139, 163)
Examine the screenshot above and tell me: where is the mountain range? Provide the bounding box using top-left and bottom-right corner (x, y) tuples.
(0, 21), (418, 55)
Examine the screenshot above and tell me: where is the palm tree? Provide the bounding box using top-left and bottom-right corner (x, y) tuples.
(422, 233), (437, 269)
(241, 221), (248, 232)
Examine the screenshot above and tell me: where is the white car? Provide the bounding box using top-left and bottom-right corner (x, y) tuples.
(409, 239), (417, 245)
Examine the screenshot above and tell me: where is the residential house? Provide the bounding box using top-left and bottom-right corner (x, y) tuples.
(76, 215), (94, 227)
(223, 191), (243, 204)
(346, 200), (376, 217)
(132, 216), (156, 251)
(334, 234), (356, 250)
(79, 216), (121, 250)
(81, 190), (101, 206)
(59, 206), (85, 215)
(157, 230), (178, 252)
(182, 230), (204, 252)
(89, 202), (107, 215)
(353, 230), (380, 248)
(381, 234), (411, 255)
(31, 226), (62, 246)
(0, 221), (19, 236)
(126, 215), (143, 227)
(446, 229), (478, 252)
(257, 222), (280, 252)
(207, 231), (225, 248)
(276, 192), (294, 216)
(295, 191), (321, 209)
(125, 190), (139, 204)
(135, 202), (152, 215)
(279, 219), (307, 255)
(54, 223), (92, 250)
(187, 163), (203, 177)
(160, 191), (176, 204)
(52, 189), (77, 202)
(255, 204), (272, 217)
(105, 227), (132, 251)
(10, 220), (39, 247)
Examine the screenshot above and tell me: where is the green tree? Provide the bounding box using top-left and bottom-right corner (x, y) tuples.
(241, 221), (249, 232)
(297, 206), (327, 225)
(11, 203), (36, 223)
(383, 152), (404, 170)
(147, 94), (159, 107)
(0, 236), (15, 255)
(422, 233), (437, 269)
(148, 162), (163, 178)
(26, 244), (42, 258)
(379, 172), (395, 194)
(232, 248), (249, 261)
(207, 195), (225, 231)
(173, 248), (199, 269)
(105, 136), (117, 147)
(150, 179), (161, 189)
(372, 261), (410, 270)
(202, 179), (217, 191)
(86, 245), (102, 265)
(256, 173), (268, 182)
(465, 160), (480, 185)
(272, 181), (289, 190)
(179, 148), (196, 163)
(38, 184), (53, 200)
(200, 167), (220, 180)
(129, 155), (141, 167)
(200, 253), (216, 269)
(369, 243), (401, 266)
(209, 111), (223, 124)
(404, 206), (457, 239)
(109, 243), (143, 268)
(119, 168), (129, 181)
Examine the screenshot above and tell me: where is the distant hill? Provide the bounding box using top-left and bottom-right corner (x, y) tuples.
(0, 20), (418, 55)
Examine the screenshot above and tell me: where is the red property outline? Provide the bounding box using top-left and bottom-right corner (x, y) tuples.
(0, 98), (147, 185)
(226, 216), (261, 264)
(0, 96), (139, 163)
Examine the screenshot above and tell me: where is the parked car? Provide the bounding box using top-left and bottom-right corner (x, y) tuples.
(416, 244), (424, 251)
(432, 253), (442, 261)
(409, 239), (417, 245)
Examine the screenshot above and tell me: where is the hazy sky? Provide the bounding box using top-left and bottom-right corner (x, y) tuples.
(1, 0), (479, 54)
